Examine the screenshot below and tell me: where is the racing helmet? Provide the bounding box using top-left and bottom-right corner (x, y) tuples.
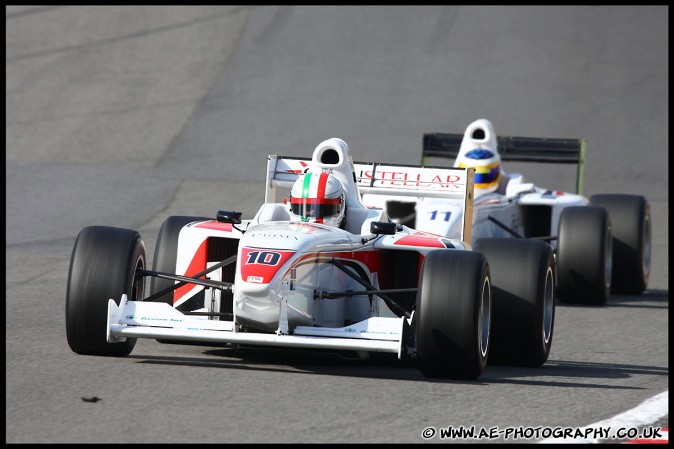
(457, 148), (501, 196)
(289, 171), (346, 228)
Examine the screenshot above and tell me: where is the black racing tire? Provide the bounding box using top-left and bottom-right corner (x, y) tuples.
(66, 226), (146, 356)
(589, 194), (651, 295)
(415, 250), (491, 380)
(150, 216), (211, 305)
(473, 238), (555, 367)
(556, 206), (612, 305)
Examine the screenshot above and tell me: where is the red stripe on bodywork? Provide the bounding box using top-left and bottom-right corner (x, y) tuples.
(195, 221), (233, 232)
(394, 235), (445, 248)
(174, 239), (208, 304)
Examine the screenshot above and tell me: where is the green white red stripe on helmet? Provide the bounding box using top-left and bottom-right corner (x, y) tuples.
(290, 170), (346, 227)
(300, 171), (329, 200)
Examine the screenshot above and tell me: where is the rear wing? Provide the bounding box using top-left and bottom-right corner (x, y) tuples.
(265, 155), (475, 242)
(421, 133), (586, 194)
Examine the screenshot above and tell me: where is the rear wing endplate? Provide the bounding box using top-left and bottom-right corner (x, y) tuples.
(421, 133), (586, 194)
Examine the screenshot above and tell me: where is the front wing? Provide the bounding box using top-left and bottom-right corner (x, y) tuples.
(107, 295), (415, 358)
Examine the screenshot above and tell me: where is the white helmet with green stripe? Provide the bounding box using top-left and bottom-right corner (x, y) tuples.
(289, 170), (346, 228)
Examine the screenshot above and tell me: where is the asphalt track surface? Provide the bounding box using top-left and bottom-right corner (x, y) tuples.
(6, 6), (668, 444)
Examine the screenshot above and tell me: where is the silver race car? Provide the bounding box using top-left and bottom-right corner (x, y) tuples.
(66, 137), (555, 380)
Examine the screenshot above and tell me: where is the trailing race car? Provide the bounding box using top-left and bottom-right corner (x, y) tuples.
(362, 119), (651, 306)
(66, 137), (556, 380)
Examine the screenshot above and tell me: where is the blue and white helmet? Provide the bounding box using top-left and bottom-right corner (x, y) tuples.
(457, 148), (501, 196)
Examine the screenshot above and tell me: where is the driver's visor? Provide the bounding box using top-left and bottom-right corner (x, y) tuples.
(290, 197), (341, 219)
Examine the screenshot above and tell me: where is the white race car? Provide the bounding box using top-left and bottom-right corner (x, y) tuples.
(363, 119), (651, 306)
(66, 137), (556, 380)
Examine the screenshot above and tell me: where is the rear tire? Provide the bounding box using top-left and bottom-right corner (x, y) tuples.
(556, 206), (611, 305)
(66, 226), (145, 356)
(473, 238), (555, 367)
(416, 250), (491, 380)
(589, 194), (650, 295)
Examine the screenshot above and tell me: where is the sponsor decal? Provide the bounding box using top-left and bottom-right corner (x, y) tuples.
(541, 190), (564, 199)
(356, 165), (465, 190)
(246, 276), (264, 283)
(136, 316), (183, 322)
(249, 233), (299, 240)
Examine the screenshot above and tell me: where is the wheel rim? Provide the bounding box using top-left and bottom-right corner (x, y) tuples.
(643, 211), (652, 281)
(479, 276), (491, 358)
(543, 266), (554, 344)
(605, 223), (613, 292)
(131, 256), (145, 301)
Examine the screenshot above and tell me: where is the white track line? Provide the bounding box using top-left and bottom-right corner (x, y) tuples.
(539, 390), (668, 444)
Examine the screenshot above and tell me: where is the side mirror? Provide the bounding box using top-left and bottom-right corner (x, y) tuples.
(370, 221), (397, 235)
(217, 210), (242, 224)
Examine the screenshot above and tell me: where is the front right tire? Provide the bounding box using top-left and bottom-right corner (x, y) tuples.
(473, 238), (555, 367)
(66, 226), (145, 356)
